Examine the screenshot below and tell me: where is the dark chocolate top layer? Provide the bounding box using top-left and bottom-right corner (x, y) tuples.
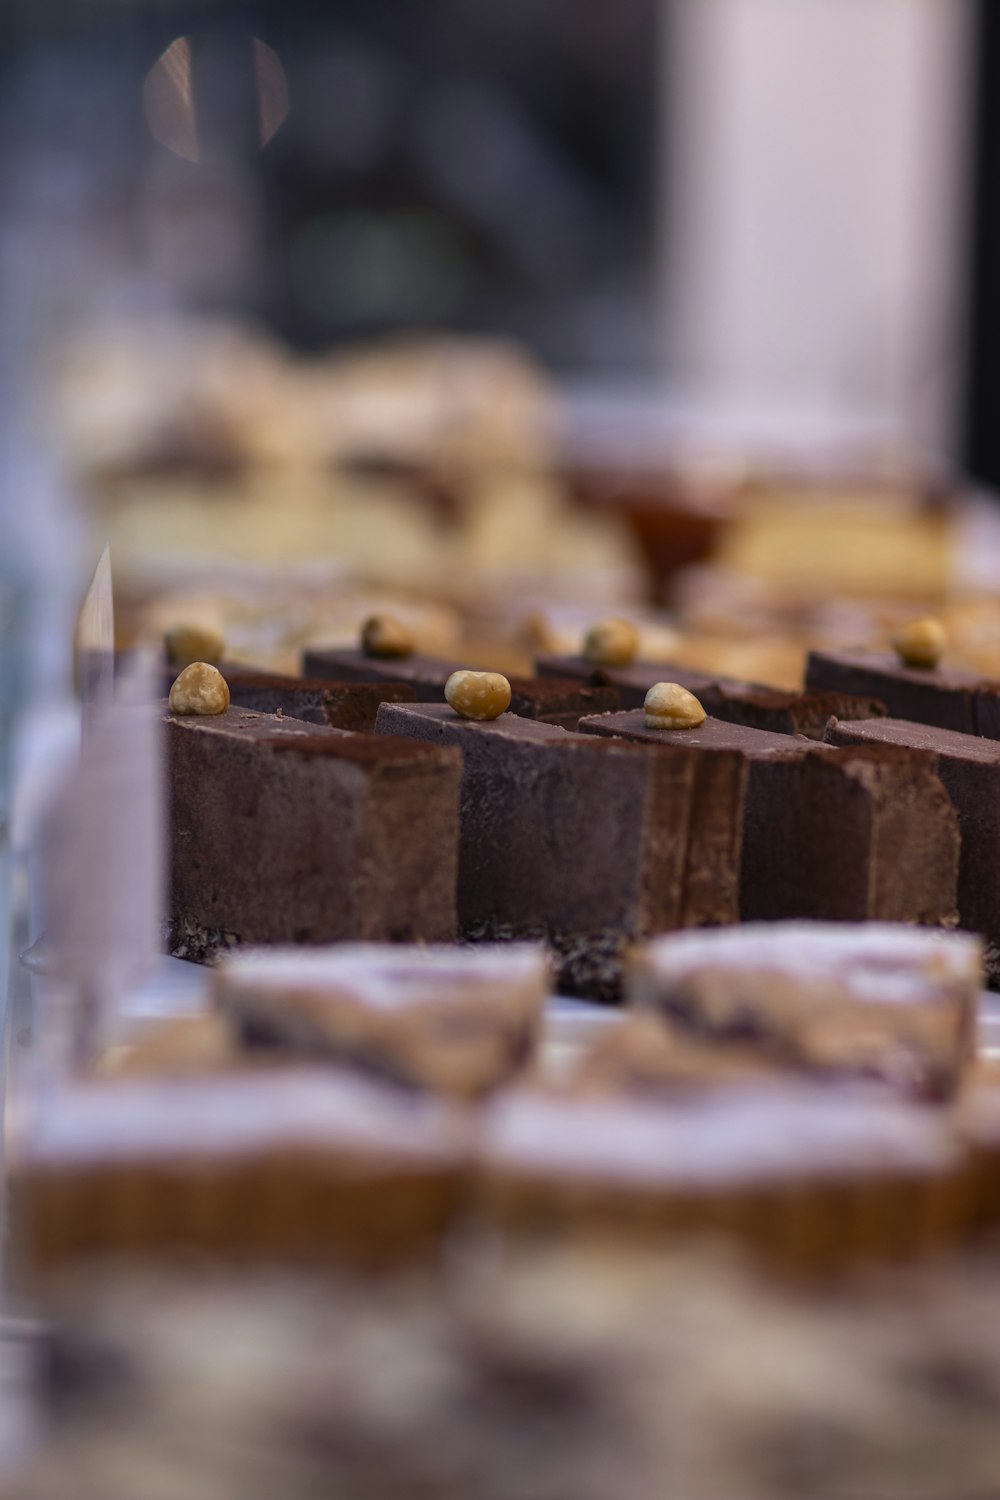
(163, 704), (453, 768)
(373, 701), (576, 744)
(302, 647), (456, 696)
(805, 648), (991, 736)
(826, 715), (1000, 764)
(578, 709), (813, 760)
(535, 652), (752, 705)
(809, 648), (985, 692)
(163, 704), (341, 742)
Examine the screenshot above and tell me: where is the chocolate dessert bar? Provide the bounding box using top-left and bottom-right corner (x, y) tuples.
(538, 652), (885, 737)
(213, 943), (549, 1096)
(374, 703), (746, 999)
(579, 711), (960, 926)
(304, 647), (619, 728)
(304, 646), (463, 698)
(475, 1083), (965, 1271)
(826, 715), (1000, 977)
(225, 670), (417, 731)
(699, 684), (887, 739)
(535, 652), (737, 710)
(627, 923), (982, 1099)
(805, 647), (1000, 734)
(13, 1069), (469, 1277)
(166, 704), (461, 960)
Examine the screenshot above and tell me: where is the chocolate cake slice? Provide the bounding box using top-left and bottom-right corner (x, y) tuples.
(165, 704), (461, 960)
(538, 652), (883, 737)
(374, 702), (746, 1000)
(224, 670), (417, 732)
(303, 646), (455, 698)
(826, 714), (1000, 979)
(579, 711), (959, 927)
(700, 684), (887, 740)
(535, 652), (738, 710)
(805, 648), (986, 733)
(304, 647), (618, 729)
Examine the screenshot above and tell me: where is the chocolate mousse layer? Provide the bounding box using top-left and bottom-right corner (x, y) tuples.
(805, 648), (996, 734)
(374, 702), (746, 1000)
(826, 714), (1000, 979)
(166, 705), (461, 960)
(225, 671), (416, 731)
(304, 648), (618, 728)
(579, 711), (959, 927)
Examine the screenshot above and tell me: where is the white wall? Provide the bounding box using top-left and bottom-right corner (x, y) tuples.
(663, 0), (974, 456)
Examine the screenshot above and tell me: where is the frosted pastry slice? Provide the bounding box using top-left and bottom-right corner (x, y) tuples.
(627, 922), (982, 1099)
(476, 1083), (965, 1270)
(214, 943), (550, 1096)
(13, 1068), (469, 1279)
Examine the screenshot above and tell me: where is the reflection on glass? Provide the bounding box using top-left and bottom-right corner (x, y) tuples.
(144, 34), (289, 164)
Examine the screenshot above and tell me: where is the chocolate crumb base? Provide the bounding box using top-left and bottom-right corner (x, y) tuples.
(460, 921), (628, 1004)
(984, 941), (1000, 990)
(165, 916), (239, 966)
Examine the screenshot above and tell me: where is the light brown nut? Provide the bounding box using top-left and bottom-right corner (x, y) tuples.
(169, 662), (231, 716)
(892, 617), (946, 670)
(361, 613), (415, 659)
(583, 617), (639, 668)
(165, 623), (225, 668)
(445, 669), (512, 721)
(644, 681), (706, 731)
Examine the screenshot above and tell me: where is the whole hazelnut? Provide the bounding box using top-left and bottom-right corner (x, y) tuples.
(583, 618), (639, 668)
(445, 670), (512, 721)
(361, 614), (415, 659)
(169, 662), (230, 716)
(892, 618), (946, 670)
(644, 682), (706, 731)
(165, 623), (225, 668)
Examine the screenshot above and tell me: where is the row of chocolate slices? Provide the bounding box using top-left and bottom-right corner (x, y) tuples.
(160, 612), (1000, 997)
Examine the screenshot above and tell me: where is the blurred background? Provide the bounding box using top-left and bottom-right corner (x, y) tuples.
(0, 0), (982, 432)
(0, 0), (998, 718)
